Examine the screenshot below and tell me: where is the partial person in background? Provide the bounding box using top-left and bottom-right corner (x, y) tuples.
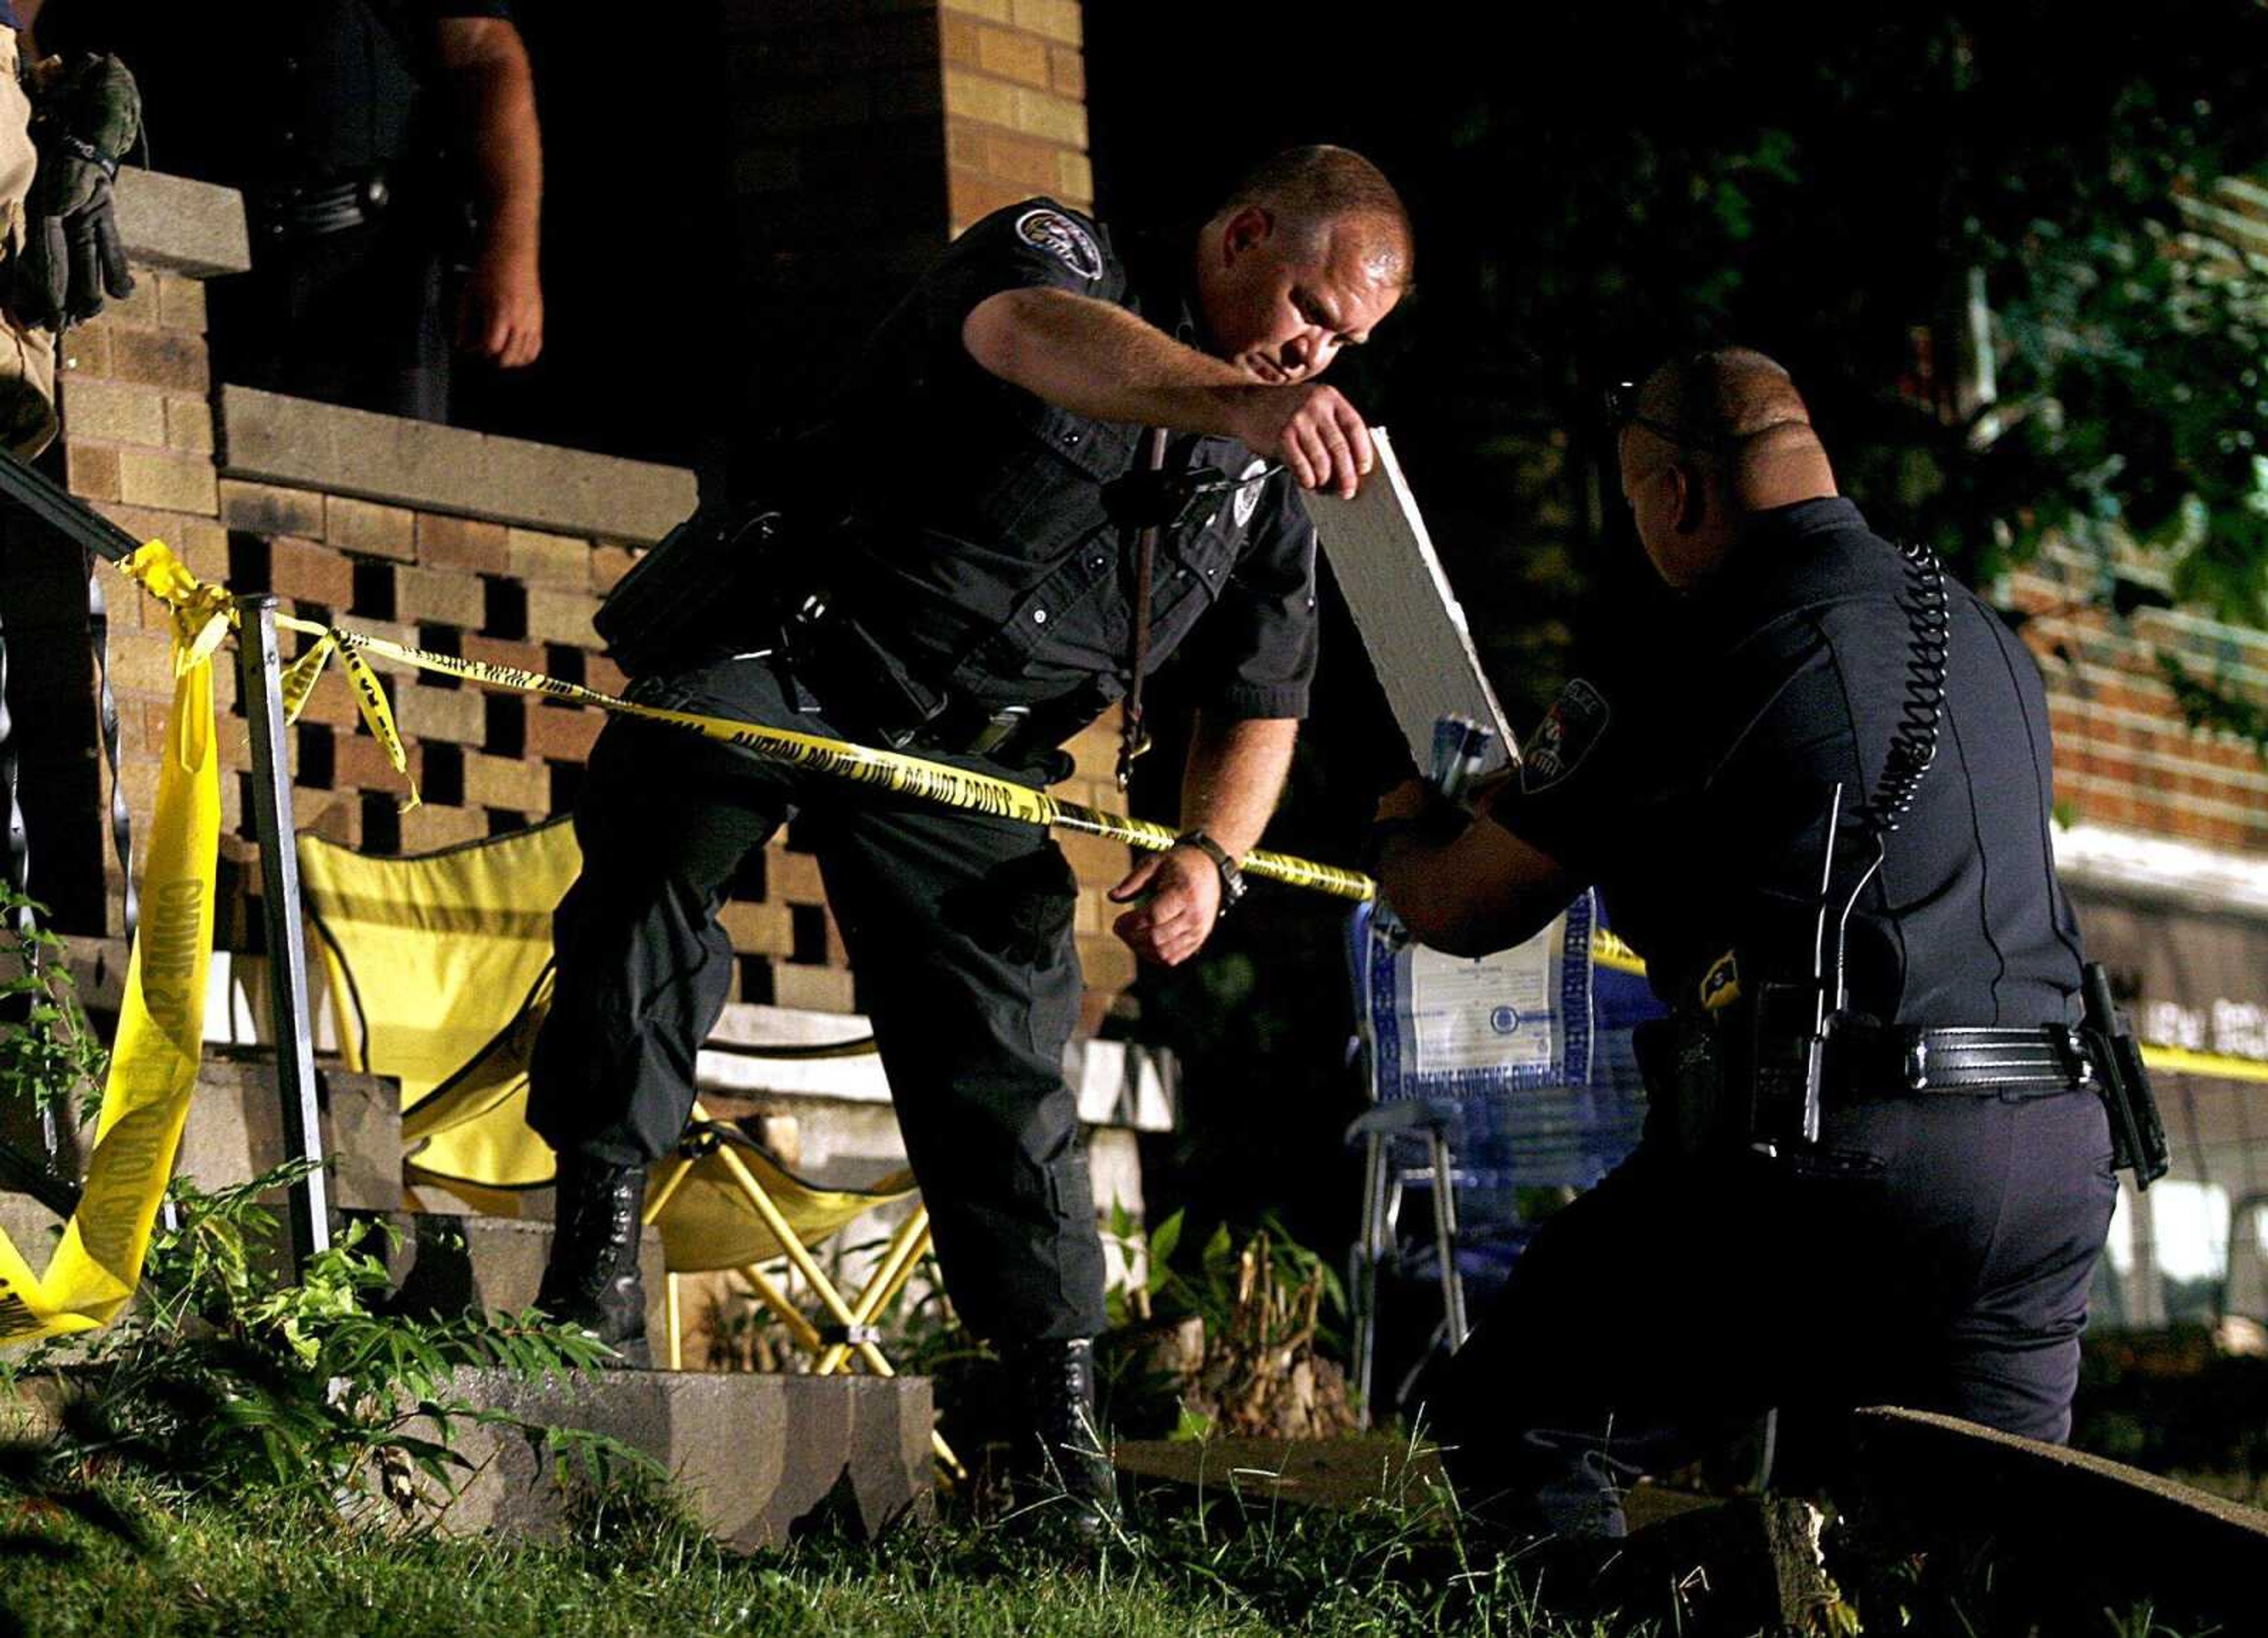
(0, 0), (140, 455)
(21, 0), (542, 422)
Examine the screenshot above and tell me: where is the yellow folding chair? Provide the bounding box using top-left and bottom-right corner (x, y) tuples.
(646, 1113), (932, 1382)
(299, 818), (577, 1205)
(295, 823), (962, 1474)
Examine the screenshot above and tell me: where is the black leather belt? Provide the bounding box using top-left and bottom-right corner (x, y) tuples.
(1826, 1023), (2099, 1099)
(245, 172), (394, 242)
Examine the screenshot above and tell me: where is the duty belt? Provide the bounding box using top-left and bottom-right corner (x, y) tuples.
(1824, 1023), (2098, 1099)
(245, 172), (396, 242)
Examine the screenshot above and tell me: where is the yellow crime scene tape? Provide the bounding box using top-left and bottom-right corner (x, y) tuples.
(0, 547), (223, 1343)
(9, 539), (2264, 1346)
(0, 538), (1368, 1346)
(256, 576), (1374, 903)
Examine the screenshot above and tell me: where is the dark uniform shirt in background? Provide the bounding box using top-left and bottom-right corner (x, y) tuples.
(42, 0), (516, 422)
(42, 0), (513, 193)
(1492, 497), (2085, 1028)
(801, 198), (1319, 723)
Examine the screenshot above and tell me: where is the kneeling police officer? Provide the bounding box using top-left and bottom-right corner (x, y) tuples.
(1371, 348), (2158, 1538)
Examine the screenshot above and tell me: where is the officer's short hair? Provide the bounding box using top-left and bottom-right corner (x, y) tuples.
(1218, 145), (1413, 285)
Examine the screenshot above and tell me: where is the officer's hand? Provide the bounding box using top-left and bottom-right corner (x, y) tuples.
(1108, 845), (1223, 967)
(458, 242), (544, 367)
(16, 54), (140, 331)
(1230, 383), (1376, 500)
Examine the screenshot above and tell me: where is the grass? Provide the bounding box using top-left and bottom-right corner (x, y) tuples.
(0, 1473), (1633, 1638)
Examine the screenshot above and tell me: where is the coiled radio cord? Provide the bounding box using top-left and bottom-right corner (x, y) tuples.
(1829, 543), (1951, 1010)
(1851, 543), (1951, 838)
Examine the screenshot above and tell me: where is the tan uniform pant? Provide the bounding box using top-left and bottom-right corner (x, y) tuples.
(0, 29), (58, 459)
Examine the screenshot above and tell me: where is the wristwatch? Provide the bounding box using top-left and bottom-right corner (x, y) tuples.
(1174, 827), (1247, 916)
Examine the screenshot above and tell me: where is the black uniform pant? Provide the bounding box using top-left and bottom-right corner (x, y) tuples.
(1426, 1086), (2119, 1537)
(525, 653), (1107, 1344)
(207, 210), (450, 424)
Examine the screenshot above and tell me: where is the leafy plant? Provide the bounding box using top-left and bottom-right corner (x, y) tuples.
(0, 887), (107, 1135)
(1102, 1205), (1358, 1441)
(1106, 1203), (1347, 1350)
(5, 1159), (655, 1523)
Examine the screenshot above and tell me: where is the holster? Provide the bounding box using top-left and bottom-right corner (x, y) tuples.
(778, 595), (950, 751)
(1632, 1010), (1737, 1160)
(2081, 961), (2171, 1189)
(594, 504), (784, 677)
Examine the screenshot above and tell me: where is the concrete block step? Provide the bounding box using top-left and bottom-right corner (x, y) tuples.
(428, 1366), (931, 1548)
(177, 1052), (403, 1212)
(0, 1202), (669, 1363)
(0, 1048), (402, 1215)
(0, 1364), (933, 1550)
(363, 1210), (669, 1349)
(0, 1192), (64, 1274)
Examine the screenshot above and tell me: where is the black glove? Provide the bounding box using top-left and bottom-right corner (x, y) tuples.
(18, 54), (140, 330)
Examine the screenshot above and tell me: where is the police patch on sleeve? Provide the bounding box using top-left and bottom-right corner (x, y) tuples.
(1015, 207), (1105, 281)
(1520, 679), (1610, 794)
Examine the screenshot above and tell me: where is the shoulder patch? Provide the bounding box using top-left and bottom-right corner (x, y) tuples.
(1014, 207), (1105, 280)
(1230, 457), (1269, 531)
(1520, 678), (1611, 794)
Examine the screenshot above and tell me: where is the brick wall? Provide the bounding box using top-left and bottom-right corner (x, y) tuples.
(2008, 547), (2268, 857)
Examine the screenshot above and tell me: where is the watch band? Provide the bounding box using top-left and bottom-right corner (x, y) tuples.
(1174, 827), (1246, 915)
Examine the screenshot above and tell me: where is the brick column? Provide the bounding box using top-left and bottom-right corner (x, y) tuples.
(938, 0), (1091, 233)
(718, 0), (1092, 409)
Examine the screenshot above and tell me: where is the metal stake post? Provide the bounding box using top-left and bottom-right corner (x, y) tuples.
(233, 595), (330, 1272)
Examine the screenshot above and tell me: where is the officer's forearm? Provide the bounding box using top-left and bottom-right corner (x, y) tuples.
(439, 19), (542, 263)
(1179, 713), (1296, 860)
(964, 288), (1260, 436)
(1374, 817), (1581, 958)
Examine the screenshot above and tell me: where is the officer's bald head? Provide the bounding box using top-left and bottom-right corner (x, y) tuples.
(1194, 146), (1409, 385)
(1635, 349), (1819, 461)
(1617, 348), (1839, 585)
(1215, 145), (1413, 291)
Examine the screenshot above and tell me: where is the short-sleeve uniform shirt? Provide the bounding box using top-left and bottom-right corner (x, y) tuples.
(1491, 498), (2085, 1029)
(803, 199), (1319, 722)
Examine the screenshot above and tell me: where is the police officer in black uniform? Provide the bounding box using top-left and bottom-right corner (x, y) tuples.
(23, 0), (543, 420)
(530, 146), (1411, 1519)
(1371, 348), (2123, 1539)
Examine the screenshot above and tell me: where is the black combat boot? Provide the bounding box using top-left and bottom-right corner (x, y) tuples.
(1003, 1336), (1118, 1538)
(535, 1151), (650, 1368)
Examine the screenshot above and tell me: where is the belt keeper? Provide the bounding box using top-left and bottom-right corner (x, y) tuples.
(2064, 1026), (2096, 1086)
(1904, 1037), (1928, 1091)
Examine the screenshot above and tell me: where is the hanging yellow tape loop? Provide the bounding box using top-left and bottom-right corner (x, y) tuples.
(0, 609), (219, 1345)
(330, 629), (420, 810)
(281, 632), (336, 726)
(122, 541), (234, 668)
